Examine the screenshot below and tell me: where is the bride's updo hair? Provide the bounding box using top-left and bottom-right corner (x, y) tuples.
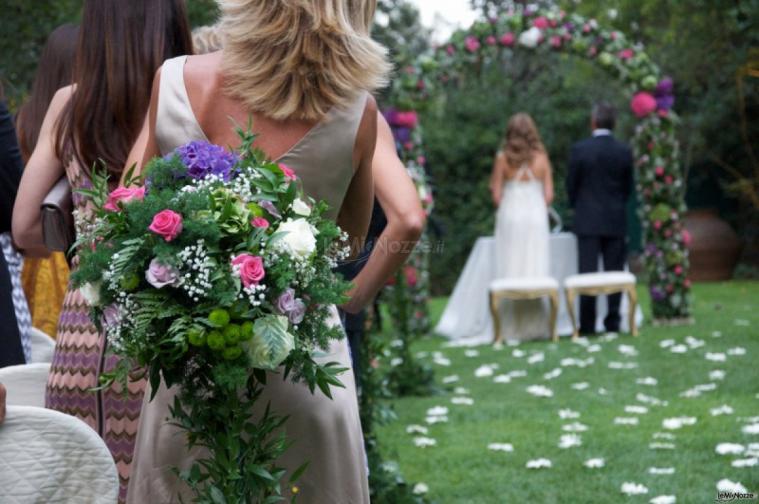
(220, 0), (391, 121)
(501, 113), (545, 168)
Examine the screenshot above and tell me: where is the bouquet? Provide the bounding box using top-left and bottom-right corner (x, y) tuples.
(72, 128), (352, 502)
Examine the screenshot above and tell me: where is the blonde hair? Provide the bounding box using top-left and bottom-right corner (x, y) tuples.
(192, 24), (224, 54)
(220, 0), (391, 121)
(501, 113), (545, 168)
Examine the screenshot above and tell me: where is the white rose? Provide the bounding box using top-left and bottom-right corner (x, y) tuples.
(275, 218), (318, 258)
(291, 198), (311, 217)
(519, 27), (542, 48)
(80, 282), (102, 307)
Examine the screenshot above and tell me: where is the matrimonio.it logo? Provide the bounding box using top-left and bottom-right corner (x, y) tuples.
(716, 491), (757, 502)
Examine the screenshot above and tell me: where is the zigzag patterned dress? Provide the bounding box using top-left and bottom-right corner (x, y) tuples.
(45, 161), (146, 504)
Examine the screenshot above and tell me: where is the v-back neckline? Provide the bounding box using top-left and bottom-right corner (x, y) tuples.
(176, 55), (329, 162)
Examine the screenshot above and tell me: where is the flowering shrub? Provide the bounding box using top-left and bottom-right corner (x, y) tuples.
(387, 6), (690, 321)
(72, 130), (352, 501)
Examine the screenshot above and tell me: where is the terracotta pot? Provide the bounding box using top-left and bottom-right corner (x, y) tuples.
(684, 209), (742, 281)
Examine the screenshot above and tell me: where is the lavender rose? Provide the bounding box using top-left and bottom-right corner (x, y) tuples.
(276, 288), (307, 325)
(145, 258), (180, 289)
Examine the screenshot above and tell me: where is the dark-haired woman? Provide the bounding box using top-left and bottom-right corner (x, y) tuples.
(16, 23), (79, 338)
(12, 1), (192, 501)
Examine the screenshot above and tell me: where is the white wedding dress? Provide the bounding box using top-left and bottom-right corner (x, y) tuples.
(493, 162), (550, 341)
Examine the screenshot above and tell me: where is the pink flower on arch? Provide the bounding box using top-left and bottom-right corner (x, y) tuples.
(664, 175), (674, 185)
(446, 44), (455, 56)
(550, 36), (562, 49)
(486, 35), (497, 46)
(500, 33), (516, 47)
(655, 166), (665, 177)
(465, 36), (481, 53)
(654, 220), (663, 230)
(674, 265), (683, 275)
(682, 229), (692, 246)
(631, 92), (658, 118)
(533, 16), (549, 29)
(619, 48), (635, 60)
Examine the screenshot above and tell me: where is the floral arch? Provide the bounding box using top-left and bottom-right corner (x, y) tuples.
(386, 6), (692, 324)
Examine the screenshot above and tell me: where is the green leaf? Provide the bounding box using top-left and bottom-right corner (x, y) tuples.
(247, 315), (295, 370)
(209, 486), (226, 504)
(289, 461), (309, 483)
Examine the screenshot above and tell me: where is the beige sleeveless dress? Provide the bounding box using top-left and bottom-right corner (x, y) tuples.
(127, 56), (370, 504)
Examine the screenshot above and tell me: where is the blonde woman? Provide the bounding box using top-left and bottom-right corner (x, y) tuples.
(489, 113), (554, 341)
(125, 1), (390, 502)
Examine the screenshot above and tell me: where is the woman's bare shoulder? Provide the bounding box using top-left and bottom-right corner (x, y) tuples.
(49, 85), (75, 114)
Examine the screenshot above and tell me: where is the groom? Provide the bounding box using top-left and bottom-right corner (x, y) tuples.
(567, 103), (634, 334)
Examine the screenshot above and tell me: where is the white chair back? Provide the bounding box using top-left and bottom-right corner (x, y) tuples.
(0, 405), (119, 504)
(29, 327), (56, 363)
(0, 363), (51, 408)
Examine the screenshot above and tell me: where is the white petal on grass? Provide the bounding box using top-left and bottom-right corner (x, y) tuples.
(728, 347), (747, 356)
(451, 396), (474, 406)
(608, 361), (639, 369)
(746, 443), (759, 457)
(587, 344), (602, 353)
(413, 436), (436, 448)
(426, 406), (448, 417)
(562, 422), (589, 433)
(648, 467), (676, 475)
(474, 365), (495, 378)
(742, 423), (759, 435)
(526, 385), (554, 398)
(705, 352), (727, 362)
(685, 336), (705, 348)
(732, 457), (758, 468)
(559, 434), (582, 449)
(543, 368), (562, 380)
(597, 387), (609, 396)
(573, 337), (590, 347)
(512, 349), (526, 358)
(464, 349), (479, 357)
(584, 458), (605, 468)
(625, 405), (649, 415)
(508, 370), (527, 379)
(618, 344), (639, 356)
(425, 416), (448, 425)
(442, 374), (460, 384)
(506, 339), (520, 347)
(493, 374), (512, 384)
(660, 339), (676, 348)
(649, 442), (676, 450)
(390, 339), (403, 348)
(412, 483), (429, 495)
(526, 458), (552, 469)
(406, 425), (428, 435)
(558, 409), (581, 420)
(716, 479), (748, 493)
(487, 443), (514, 452)
(662, 417), (697, 430)
(715, 443), (745, 455)
(614, 417), (640, 426)
(415, 351), (429, 359)
(680, 388), (702, 399)
(390, 357), (403, 367)
(637, 393), (668, 407)
(710, 369), (726, 381)
(453, 386), (470, 395)
(527, 352), (545, 365)
(433, 356), (452, 367)
(601, 332), (619, 342)
(636, 377), (658, 386)
(734, 319), (750, 327)
(710, 405), (734, 416)
(653, 432), (676, 440)
(670, 344), (688, 354)
(621, 482), (649, 495)
(572, 382), (590, 390)
(650, 496), (676, 504)
(712, 330), (722, 338)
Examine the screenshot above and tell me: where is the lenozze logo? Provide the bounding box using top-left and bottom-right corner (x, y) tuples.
(716, 491), (757, 502)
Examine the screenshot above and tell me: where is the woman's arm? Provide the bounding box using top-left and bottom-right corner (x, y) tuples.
(121, 69), (162, 185)
(490, 152), (506, 207)
(12, 86), (72, 255)
(542, 152), (555, 205)
(341, 114), (425, 314)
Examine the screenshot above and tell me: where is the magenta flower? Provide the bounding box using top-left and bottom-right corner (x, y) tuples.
(251, 217), (270, 229)
(446, 44), (455, 56)
(619, 49), (634, 60)
(148, 210), (183, 242)
(631, 92), (657, 118)
(500, 33), (516, 46)
(533, 16), (549, 29)
(465, 36), (480, 53)
(550, 36), (562, 48)
(231, 254), (265, 288)
(486, 35), (497, 46)
(278, 163), (297, 181)
(104, 186), (145, 212)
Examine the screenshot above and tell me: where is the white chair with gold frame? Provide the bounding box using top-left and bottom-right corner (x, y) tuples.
(563, 271), (638, 340)
(488, 277), (560, 344)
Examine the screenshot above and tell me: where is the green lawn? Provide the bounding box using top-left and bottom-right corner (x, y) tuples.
(375, 282), (759, 503)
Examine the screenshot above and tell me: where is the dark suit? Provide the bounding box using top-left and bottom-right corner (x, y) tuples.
(0, 100), (26, 367)
(567, 132), (634, 334)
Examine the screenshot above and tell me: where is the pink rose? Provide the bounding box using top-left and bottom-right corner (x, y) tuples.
(148, 210), (183, 242)
(446, 44), (455, 56)
(654, 220), (662, 230)
(465, 36), (481, 53)
(674, 265), (683, 275)
(417, 156), (426, 166)
(104, 186), (145, 212)
(658, 109), (669, 118)
(500, 33), (515, 46)
(582, 24), (591, 33)
(619, 48), (634, 60)
(232, 253), (265, 288)
(486, 35), (497, 46)
(655, 166), (665, 177)
(550, 36), (562, 48)
(395, 111), (419, 129)
(664, 175), (673, 185)
(278, 163), (297, 181)
(404, 265), (418, 287)
(252, 217), (270, 229)
(682, 229), (692, 246)
(533, 16), (549, 29)
(631, 92), (657, 118)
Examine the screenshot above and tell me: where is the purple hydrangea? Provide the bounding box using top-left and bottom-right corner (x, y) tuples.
(175, 141), (238, 181)
(650, 286), (666, 302)
(655, 77), (675, 111)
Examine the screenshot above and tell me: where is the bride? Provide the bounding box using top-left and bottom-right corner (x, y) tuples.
(489, 113), (554, 341)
